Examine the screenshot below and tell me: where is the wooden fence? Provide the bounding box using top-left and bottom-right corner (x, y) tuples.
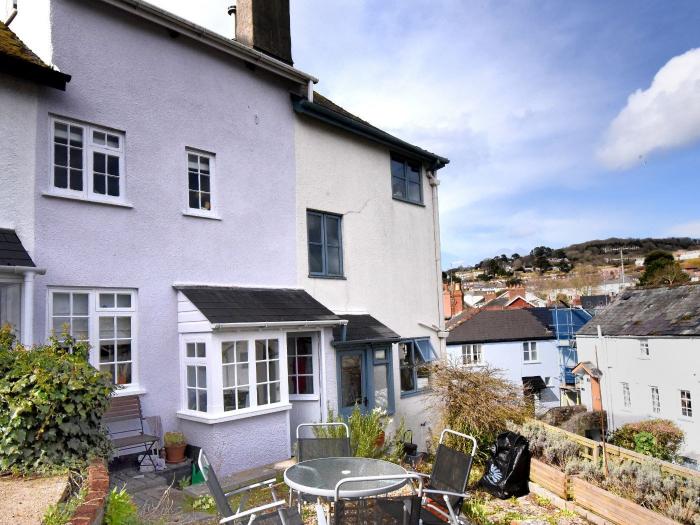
(529, 420), (700, 481)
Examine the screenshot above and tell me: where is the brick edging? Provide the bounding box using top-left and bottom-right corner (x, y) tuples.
(68, 459), (109, 525)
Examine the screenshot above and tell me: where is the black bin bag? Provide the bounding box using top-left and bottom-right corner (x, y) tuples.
(479, 431), (531, 499)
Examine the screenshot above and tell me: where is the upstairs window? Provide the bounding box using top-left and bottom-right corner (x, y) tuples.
(640, 339), (650, 358)
(681, 390), (693, 417)
(307, 211), (343, 278)
(51, 117), (125, 202)
(399, 338), (437, 395)
(187, 151), (214, 213)
(391, 154), (422, 204)
(462, 343), (483, 365)
(523, 341), (538, 362)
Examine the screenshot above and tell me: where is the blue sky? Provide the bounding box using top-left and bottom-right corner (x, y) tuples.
(151, 1), (700, 266)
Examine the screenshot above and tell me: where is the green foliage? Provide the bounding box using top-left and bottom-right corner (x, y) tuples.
(104, 486), (140, 525)
(190, 494), (217, 514)
(318, 406), (391, 458)
(163, 431), (186, 447)
(429, 363), (528, 461)
(462, 497), (494, 525)
(177, 475), (191, 490)
(609, 419), (684, 462)
(43, 484), (86, 525)
(0, 326), (114, 474)
(638, 250), (690, 286)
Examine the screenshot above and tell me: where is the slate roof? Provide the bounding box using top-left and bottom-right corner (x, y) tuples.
(0, 229), (35, 267)
(332, 314), (401, 345)
(292, 92), (449, 169)
(177, 286), (340, 324)
(0, 21), (70, 89)
(577, 285), (700, 337)
(447, 308), (554, 345)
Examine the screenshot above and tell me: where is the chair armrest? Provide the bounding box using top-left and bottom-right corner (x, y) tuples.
(219, 500), (286, 523)
(224, 478), (277, 497)
(405, 471), (431, 479)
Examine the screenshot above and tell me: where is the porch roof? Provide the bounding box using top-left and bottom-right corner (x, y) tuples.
(0, 229), (35, 268)
(177, 286), (341, 324)
(332, 314), (401, 346)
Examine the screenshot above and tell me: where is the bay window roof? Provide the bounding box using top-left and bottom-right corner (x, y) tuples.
(176, 286), (340, 324)
(332, 314), (401, 346)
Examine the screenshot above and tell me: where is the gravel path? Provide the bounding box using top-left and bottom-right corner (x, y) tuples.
(0, 474), (69, 525)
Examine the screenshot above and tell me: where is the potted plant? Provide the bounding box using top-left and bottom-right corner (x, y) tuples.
(164, 431), (187, 464)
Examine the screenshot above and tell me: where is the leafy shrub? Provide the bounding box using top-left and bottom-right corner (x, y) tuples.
(43, 473), (86, 525)
(317, 406), (391, 458)
(0, 327), (114, 473)
(190, 494), (217, 514)
(609, 419), (684, 461)
(519, 421), (580, 469)
(428, 363), (528, 460)
(105, 486), (140, 525)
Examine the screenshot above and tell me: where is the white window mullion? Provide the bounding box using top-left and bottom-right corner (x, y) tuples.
(208, 334), (223, 414)
(279, 334), (289, 405)
(248, 336), (258, 409)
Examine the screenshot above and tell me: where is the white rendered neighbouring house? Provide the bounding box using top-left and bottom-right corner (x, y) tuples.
(0, 0), (448, 475)
(575, 285), (700, 467)
(445, 308), (561, 411)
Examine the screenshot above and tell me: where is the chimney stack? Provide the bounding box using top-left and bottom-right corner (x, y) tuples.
(229, 0), (293, 66)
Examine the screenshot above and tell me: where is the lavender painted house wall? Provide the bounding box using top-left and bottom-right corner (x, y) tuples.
(12, 0), (309, 474)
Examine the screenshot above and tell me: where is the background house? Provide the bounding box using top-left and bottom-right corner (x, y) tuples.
(446, 308), (561, 411)
(576, 285), (700, 466)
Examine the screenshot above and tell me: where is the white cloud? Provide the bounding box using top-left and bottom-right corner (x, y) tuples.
(598, 48), (700, 170)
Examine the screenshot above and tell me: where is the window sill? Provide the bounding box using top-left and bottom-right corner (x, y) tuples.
(523, 361), (541, 364)
(392, 196), (425, 207)
(112, 386), (147, 397)
(400, 389), (430, 399)
(176, 403), (292, 425)
(43, 191), (134, 208)
(182, 210), (222, 221)
(678, 417), (694, 423)
(308, 274), (347, 280)
(290, 395), (320, 402)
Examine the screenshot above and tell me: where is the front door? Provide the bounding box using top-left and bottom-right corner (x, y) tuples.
(337, 345), (394, 417)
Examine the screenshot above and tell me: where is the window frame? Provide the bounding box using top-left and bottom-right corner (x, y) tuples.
(47, 288), (139, 392)
(522, 341), (539, 363)
(390, 154), (424, 205)
(622, 382), (631, 409)
(650, 385), (660, 414)
(287, 333), (319, 401)
(49, 116), (126, 204)
(184, 148), (216, 217)
(462, 343), (483, 366)
(307, 210), (344, 278)
(399, 337), (437, 397)
(680, 389), (693, 418)
(639, 339), (650, 359)
(183, 341), (208, 413)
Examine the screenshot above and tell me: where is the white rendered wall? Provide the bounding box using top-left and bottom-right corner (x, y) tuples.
(577, 335), (700, 463)
(447, 339), (561, 408)
(294, 116), (444, 443)
(17, 0), (299, 473)
(0, 73), (37, 256)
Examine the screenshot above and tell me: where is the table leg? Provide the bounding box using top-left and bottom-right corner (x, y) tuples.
(315, 497), (328, 525)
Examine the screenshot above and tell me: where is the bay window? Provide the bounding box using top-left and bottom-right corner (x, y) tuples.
(180, 332), (289, 419)
(399, 338), (437, 396)
(48, 289), (138, 388)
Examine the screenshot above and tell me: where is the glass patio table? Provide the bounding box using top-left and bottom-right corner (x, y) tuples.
(284, 457), (408, 499)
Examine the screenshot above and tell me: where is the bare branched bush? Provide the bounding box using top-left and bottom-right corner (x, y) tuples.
(428, 362), (528, 460)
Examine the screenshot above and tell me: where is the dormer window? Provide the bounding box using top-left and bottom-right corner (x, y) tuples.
(391, 154), (422, 204)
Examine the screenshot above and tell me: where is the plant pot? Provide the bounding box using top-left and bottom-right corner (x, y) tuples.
(165, 444), (187, 464)
(374, 431), (385, 448)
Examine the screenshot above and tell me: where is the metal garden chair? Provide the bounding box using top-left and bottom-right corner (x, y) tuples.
(333, 473), (424, 525)
(198, 449), (302, 525)
(412, 429), (477, 525)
